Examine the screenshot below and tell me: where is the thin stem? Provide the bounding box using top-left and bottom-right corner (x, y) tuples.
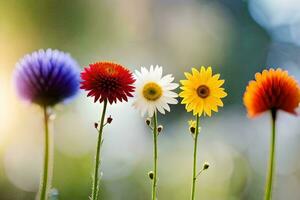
(39, 106), (51, 200)
(195, 169), (204, 178)
(264, 110), (277, 200)
(91, 100), (108, 200)
(152, 111), (158, 200)
(190, 114), (200, 200)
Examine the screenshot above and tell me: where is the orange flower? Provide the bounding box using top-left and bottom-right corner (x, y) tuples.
(243, 68), (300, 118)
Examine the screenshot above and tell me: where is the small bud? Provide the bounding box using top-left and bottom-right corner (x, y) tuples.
(107, 115), (113, 124)
(203, 162), (210, 170)
(189, 126), (195, 134)
(145, 118), (151, 126)
(148, 171), (154, 180)
(188, 120), (196, 134)
(157, 125), (163, 133)
(94, 122), (98, 129)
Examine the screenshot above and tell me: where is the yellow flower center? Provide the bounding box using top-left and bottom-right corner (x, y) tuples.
(196, 85), (210, 98)
(143, 82), (162, 101)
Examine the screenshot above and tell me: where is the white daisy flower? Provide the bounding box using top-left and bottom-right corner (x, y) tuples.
(133, 65), (179, 117)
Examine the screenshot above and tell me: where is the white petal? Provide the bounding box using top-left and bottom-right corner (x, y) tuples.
(163, 83), (179, 90)
(156, 65), (163, 79)
(141, 67), (148, 76)
(164, 96), (178, 104)
(150, 65), (154, 73)
(164, 90), (178, 98)
(160, 74), (174, 85)
(156, 102), (165, 114)
(134, 71), (143, 79)
(148, 105), (155, 117)
(161, 101), (171, 112)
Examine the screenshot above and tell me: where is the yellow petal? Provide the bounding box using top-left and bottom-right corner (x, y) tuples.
(192, 68), (200, 78)
(211, 88), (227, 98)
(203, 102), (211, 117)
(184, 72), (192, 79)
(206, 67), (212, 80)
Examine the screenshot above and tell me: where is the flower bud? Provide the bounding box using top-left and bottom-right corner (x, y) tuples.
(107, 115), (113, 124)
(94, 122), (98, 129)
(157, 125), (163, 133)
(188, 120), (196, 134)
(203, 162), (210, 170)
(145, 118), (151, 126)
(189, 126), (195, 134)
(148, 171), (154, 180)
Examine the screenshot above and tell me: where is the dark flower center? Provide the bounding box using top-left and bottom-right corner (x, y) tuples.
(196, 85), (210, 98)
(99, 77), (119, 90)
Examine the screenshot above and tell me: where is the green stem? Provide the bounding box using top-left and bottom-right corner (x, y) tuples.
(191, 114), (200, 200)
(264, 110), (277, 200)
(91, 100), (108, 200)
(152, 111), (158, 200)
(39, 106), (51, 200)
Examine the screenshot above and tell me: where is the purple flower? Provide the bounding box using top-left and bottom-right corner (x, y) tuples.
(14, 49), (80, 106)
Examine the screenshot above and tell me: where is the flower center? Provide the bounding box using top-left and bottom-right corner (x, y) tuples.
(143, 82), (162, 101)
(196, 85), (210, 98)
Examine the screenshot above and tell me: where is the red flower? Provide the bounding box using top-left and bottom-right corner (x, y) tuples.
(80, 62), (135, 104)
(243, 68), (300, 118)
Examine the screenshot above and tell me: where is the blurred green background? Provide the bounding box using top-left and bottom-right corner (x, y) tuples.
(1, 0), (300, 199)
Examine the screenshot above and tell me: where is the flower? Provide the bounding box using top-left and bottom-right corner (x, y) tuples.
(14, 49), (80, 106)
(80, 62), (135, 104)
(179, 66), (227, 116)
(133, 65), (179, 117)
(243, 68), (300, 118)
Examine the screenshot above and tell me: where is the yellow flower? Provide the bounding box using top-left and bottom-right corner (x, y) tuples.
(179, 66), (227, 116)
